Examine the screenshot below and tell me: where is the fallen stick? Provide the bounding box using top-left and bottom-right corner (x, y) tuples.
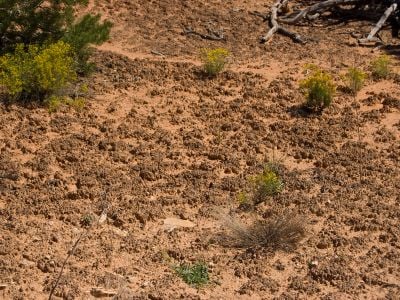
(183, 27), (225, 41)
(261, 0), (305, 43)
(359, 3), (398, 44)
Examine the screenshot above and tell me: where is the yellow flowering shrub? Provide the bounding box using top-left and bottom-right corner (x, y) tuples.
(250, 166), (283, 204)
(300, 66), (336, 111)
(0, 41), (76, 100)
(200, 48), (230, 76)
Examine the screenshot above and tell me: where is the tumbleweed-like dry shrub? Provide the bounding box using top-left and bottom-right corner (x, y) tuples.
(216, 210), (306, 251)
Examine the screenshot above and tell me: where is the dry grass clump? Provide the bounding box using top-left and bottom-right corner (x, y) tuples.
(345, 67), (367, 95)
(371, 55), (391, 79)
(216, 210), (306, 251)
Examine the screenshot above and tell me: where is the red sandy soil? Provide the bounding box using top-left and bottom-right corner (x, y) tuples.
(1, 0), (399, 299)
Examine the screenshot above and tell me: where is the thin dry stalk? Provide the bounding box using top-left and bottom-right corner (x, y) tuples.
(48, 196), (109, 300)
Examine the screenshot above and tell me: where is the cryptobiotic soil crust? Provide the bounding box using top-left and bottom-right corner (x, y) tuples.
(0, 0), (399, 299)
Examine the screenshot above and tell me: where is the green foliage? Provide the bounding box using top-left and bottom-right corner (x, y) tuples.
(45, 95), (64, 112)
(45, 95), (86, 113)
(80, 214), (94, 227)
(174, 262), (210, 288)
(63, 14), (112, 74)
(345, 67), (366, 95)
(236, 191), (249, 205)
(0, 41), (76, 100)
(250, 165), (283, 204)
(200, 48), (230, 76)
(371, 55), (391, 79)
(0, 0), (111, 72)
(300, 66), (336, 111)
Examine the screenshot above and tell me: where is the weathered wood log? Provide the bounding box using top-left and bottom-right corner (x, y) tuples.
(359, 3), (398, 43)
(261, 0), (400, 44)
(279, 0), (362, 24)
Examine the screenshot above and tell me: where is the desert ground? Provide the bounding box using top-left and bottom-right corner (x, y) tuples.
(0, 0), (399, 299)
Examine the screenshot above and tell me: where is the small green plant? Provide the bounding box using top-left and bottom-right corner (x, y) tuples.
(80, 214), (94, 227)
(174, 261), (209, 288)
(345, 67), (367, 95)
(45, 96), (65, 113)
(250, 165), (283, 204)
(371, 55), (391, 79)
(236, 191), (249, 205)
(200, 48), (230, 76)
(0, 41), (77, 100)
(300, 66), (336, 111)
(45, 96), (86, 113)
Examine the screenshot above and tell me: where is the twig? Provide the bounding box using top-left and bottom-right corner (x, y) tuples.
(183, 27), (225, 41)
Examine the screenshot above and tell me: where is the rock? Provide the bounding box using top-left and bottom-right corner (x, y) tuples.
(162, 217), (196, 232)
(112, 227), (128, 237)
(316, 241), (329, 249)
(98, 212), (107, 224)
(0, 284), (7, 290)
(309, 260), (319, 268)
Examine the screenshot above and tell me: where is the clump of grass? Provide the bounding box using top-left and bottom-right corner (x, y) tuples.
(200, 48), (230, 76)
(174, 262), (209, 288)
(345, 67), (366, 95)
(80, 214), (94, 227)
(45, 95), (86, 113)
(371, 55), (391, 79)
(300, 66), (336, 112)
(250, 165), (283, 204)
(218, 211), (306, 250)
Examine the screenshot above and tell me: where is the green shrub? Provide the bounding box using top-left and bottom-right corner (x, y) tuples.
(200, 48), (230, 76)
(80, 214), (94, 227)
(371, 55), (391, 79)
(174, 262), (209, 288)
(0, 41), (77, 100)
(250, 165), (283, 204)
(0, 1), (112, 72)
(62, 14), (112, 74)
(345, 67), (366, 95)
(300, 67), (336, 111)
